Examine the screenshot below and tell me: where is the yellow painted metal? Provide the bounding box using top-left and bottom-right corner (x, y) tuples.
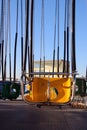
(24, 77), (72, 104)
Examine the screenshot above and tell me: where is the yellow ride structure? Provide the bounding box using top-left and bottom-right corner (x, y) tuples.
(20, 0), (76, 106)
(21, 72), (76, 105)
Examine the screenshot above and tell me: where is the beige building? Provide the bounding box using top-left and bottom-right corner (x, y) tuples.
(34, 60), (69, 77)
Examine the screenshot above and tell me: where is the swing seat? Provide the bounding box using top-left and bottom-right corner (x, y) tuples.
(23, 77), (72, 104)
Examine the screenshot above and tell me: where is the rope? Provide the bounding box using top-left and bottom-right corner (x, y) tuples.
(66, 0), (70, 75)
(39, 0), (45, 76)
(3, 0), (8, 81)
(21, 0), (23, 72)
(2, 41), (4, 80)
(52, 0), (57, 77)
(8, 0), (11, 81)
(39, 1), (42, 74)
(71, 0), (76, 73)
(14, 0), (19, 81)
(29, 0), (34, 77)
(57, 0), (59, 76)
(1, 0), (5, 81)
(42, 0), (45, 72)
(63, 0), (67, 74)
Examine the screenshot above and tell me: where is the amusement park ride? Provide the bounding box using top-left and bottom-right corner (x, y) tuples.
(0, 0), (87, 104)
(20, 0), (77, 105)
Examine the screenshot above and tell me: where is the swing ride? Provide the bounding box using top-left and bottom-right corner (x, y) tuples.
(20, 0), (77, 105)
(0, 0), (87, 104)
(1, 0), (87, 103)
(0, 0), (20, 100)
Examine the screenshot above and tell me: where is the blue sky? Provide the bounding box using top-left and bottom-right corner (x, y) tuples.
(0, 0), (87, 79)
(75, 0), (87, 77)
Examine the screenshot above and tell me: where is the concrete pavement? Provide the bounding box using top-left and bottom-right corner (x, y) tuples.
(0, 100), (87, 130)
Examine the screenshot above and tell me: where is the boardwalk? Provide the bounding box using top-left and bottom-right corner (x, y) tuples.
(0, 100), (87, 130)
